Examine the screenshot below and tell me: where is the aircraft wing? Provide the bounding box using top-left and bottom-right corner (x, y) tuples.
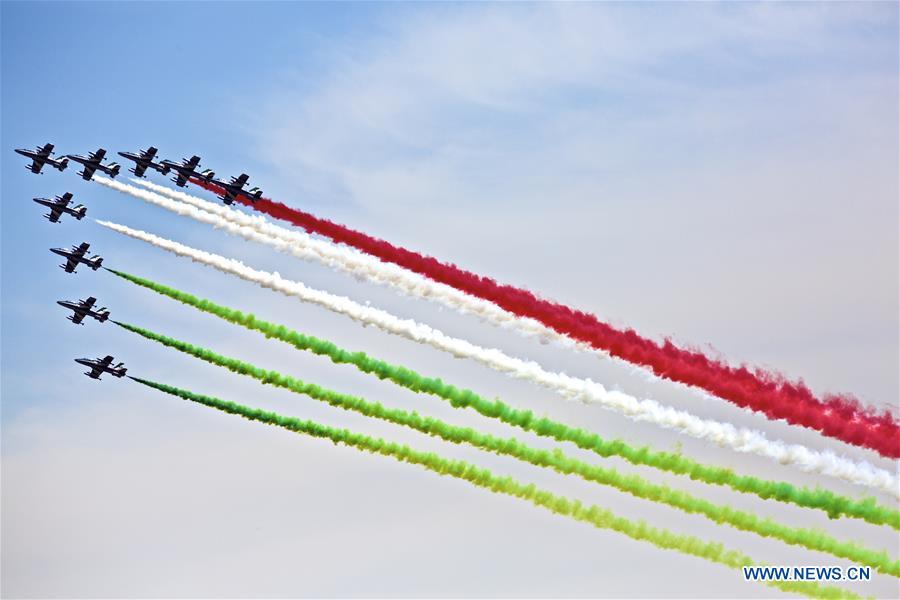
(232, 173), (250, 187)
(90, 149), (106, 161)
(132, 163), (148, 178)
(185, 156), (200, 169)
(46, 206), (64, 223)
(63, 257), (78, 273)
(87, 364), (104, 378)
(29, 159), (44, 174)
(41, 143), (54, 155)
(173, 172), (189, 186)
(70, 311), (86, 325)
(82, 297), (97, 308)
(79, 164), (97, 180)
(99, 355), (114, 367)
(217, 186), (235, 203)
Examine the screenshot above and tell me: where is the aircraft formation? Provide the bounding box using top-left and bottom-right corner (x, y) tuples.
(16, 141), (266, 380)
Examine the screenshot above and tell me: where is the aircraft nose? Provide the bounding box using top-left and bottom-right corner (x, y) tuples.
(56, 300), (65, 307)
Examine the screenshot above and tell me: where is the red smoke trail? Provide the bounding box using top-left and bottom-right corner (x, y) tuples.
(192, 178), (900, 458)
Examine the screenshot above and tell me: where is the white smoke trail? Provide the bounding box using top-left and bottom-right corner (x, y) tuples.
(97, 218), (900, 498)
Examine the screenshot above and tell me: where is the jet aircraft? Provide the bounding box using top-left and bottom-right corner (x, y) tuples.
(15, 143), (69, 174)
(50, 242), (103, 273)
(159, 155), (214, 187)
(75, 355), (127, 380)
(33, 192), (86, 223)
(66, 148), (121, 181)
(118, 147), (169, 178)
(210, 173), (263, 205)
(58, 296), (110, 325)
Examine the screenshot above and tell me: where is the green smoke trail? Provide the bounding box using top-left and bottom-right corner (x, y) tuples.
(106, 268), (900, 531)
(114, 320), (899, 577)
(130, 375), (862, 600)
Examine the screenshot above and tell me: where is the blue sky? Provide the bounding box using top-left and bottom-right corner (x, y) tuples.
(2, 2), (898, 598)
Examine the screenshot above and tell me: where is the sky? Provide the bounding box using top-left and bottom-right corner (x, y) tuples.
(2, 2), (898, 598)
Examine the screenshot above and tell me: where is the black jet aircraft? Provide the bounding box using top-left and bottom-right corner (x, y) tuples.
(210, 173), (263, 205)
(159, 155), (215, 187)
(66, 148), (121, 181)
(51, 242), (103, 273)
(15, 142), (69, 174)
(75, 355), (127, 380)
(33, 192), (87, 223)
(58, 296), (110, 325)
(118, 146), (169, 178)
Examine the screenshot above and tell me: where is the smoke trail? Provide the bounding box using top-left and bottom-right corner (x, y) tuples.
(96, 219), (900, 497)
(113, 320), (900, 574)
(187, 178), (900, 459)
(131, 376), (862, 600)
(106, 267), (900, 530)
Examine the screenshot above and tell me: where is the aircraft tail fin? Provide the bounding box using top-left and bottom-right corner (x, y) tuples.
(75, 206), (87, 220)
(92, 257), (104, 270)
(57, 158), (69, 172)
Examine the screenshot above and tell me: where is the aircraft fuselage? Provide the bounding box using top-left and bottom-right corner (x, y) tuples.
(50, 247), (103, 271)
(57, 300), (109, 324)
